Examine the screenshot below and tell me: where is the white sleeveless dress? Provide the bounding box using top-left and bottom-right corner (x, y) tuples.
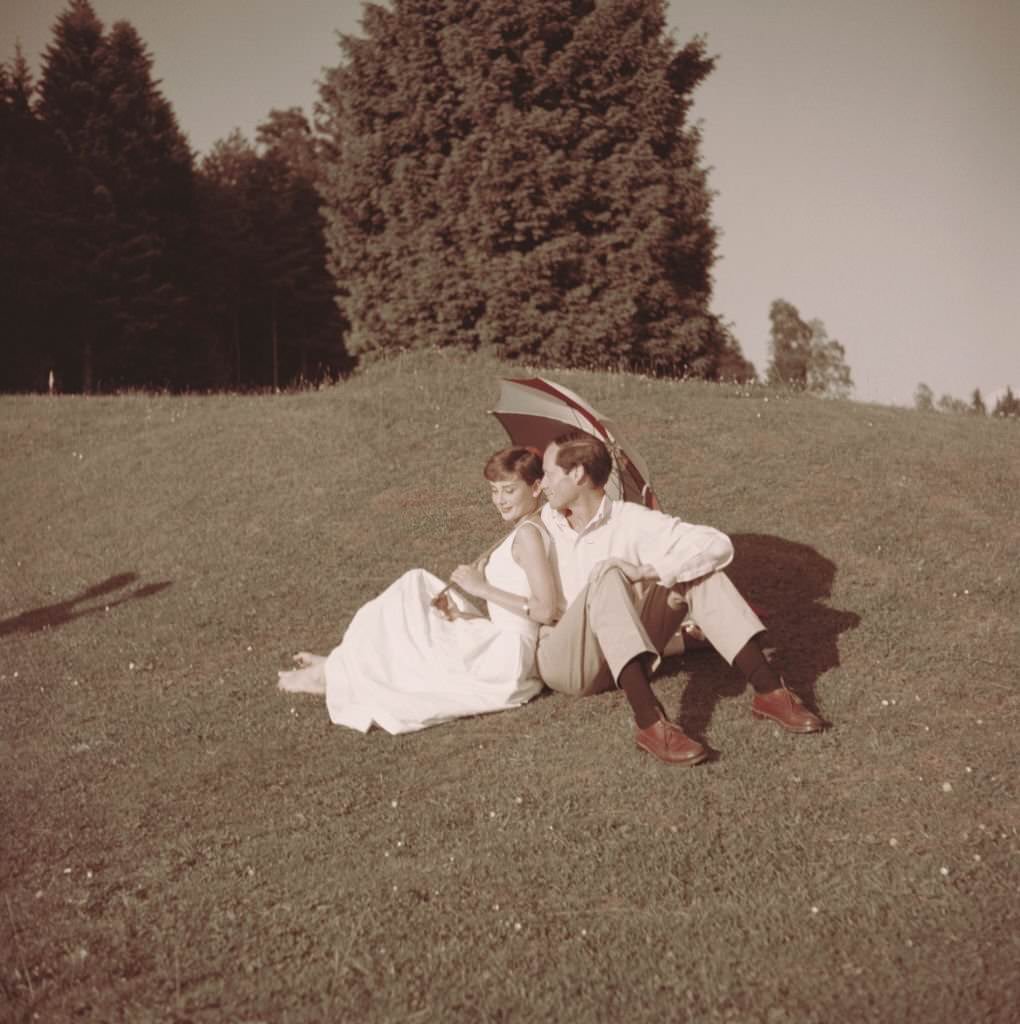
(324, 521), (546, 734)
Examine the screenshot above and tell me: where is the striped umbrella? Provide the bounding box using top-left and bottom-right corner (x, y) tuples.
(489, 377), (660, 509)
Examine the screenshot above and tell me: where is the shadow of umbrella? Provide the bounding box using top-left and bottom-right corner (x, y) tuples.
(0, 574), (173, 638)
(667, 533), (861, 741)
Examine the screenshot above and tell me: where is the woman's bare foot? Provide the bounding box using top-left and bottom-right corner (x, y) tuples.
(278, 664), (326, 695)
(293, 651), (326, 669)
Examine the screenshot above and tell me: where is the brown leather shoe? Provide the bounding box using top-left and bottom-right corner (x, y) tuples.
(635, 716), (708, 766)
(751, 683), (823, 733)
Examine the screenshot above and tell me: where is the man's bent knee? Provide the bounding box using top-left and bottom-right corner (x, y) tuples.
(588, 561), (632, 590)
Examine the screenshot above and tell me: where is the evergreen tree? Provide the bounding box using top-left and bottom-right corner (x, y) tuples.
(256, 109), (352, 385)
(198, 130), (266, 387)
(197, 117), (352, 389)
(317, 0), (727, 374)
(969, 388), (986, 415)
(712, 325), (756, 382)
(993, 386), (1020, 418)
(33, 0), (198, 391)
(914, 382), (934, 412)
(29, 1), (110, 391)
(0, 46), (59, 390)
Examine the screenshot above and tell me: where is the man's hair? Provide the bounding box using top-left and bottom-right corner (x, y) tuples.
(484, 446), (543, 485)
(551, 430), (612, 488)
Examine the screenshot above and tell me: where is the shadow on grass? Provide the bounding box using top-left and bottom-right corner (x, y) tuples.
(666, 533), (861, 742)
(0, 572), (172, 638)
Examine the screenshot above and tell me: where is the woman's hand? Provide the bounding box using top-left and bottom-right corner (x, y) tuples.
(450, 564), (488, 598)
(430, 591), (458, 621)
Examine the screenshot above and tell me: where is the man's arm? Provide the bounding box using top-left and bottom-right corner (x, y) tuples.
(624, 504), (734, 587)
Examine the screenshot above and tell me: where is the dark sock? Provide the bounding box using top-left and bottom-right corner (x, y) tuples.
(733, 637), (782, 694)
(618, 656), (661, 730)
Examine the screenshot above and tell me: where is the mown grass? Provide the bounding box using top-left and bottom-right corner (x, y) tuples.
(1, 350), (1017, 1023)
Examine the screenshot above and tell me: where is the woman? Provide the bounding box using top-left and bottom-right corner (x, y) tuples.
(278, 447), (558, 734)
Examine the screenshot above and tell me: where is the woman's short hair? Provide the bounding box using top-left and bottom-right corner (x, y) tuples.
(483, 446), (543, 485)
(552, 430), (612, 488)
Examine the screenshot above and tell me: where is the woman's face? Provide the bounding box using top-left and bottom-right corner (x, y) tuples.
(489, 474), (542, 522)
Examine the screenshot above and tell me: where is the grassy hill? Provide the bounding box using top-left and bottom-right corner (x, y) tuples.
(2, 350), (1018, 1022)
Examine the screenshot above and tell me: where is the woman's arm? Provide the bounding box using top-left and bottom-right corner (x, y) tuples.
(448, 525), (559, 625)
(509, 524), (558, 624)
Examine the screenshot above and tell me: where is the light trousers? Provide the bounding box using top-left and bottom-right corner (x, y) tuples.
(536, 562), (765, 697)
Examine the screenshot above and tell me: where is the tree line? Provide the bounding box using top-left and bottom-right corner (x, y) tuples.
(914, 383), (1020, 418)
(3, 0), (856, 396)
(1, 0), (349, 393)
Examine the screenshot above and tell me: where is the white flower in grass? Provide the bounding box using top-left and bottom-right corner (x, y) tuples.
(942, 782), (953, 793)
(940, 866), (950, 877)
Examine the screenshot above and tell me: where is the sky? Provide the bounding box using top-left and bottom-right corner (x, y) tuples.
(5, 0), (1018, 407)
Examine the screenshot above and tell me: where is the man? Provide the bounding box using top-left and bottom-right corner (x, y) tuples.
(536, 430), (822, 766)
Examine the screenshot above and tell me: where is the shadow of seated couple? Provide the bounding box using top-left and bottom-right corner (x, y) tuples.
(0, 572), (172, 639)
(655, 533), (860, 742)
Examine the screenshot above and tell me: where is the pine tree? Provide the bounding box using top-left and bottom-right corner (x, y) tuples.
(256, 109), (352, 385)
(198, 130), (265, 387)
(317, 0), (727, 374)
(34, 1), (197, 391)
(914, 382), (934, 412)
(969, 388), (986, 416)
(32, 0), (110, 390)
(993, 386), (1020, 418)
(0, 46), (56, 390)
(712, 325), (756, 382)
(197, 117), (352, 390)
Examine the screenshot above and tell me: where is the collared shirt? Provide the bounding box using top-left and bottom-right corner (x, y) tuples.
(540, 496), (734, 607)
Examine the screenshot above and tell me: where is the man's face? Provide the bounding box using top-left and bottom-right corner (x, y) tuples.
(541, 443), (579, 511)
